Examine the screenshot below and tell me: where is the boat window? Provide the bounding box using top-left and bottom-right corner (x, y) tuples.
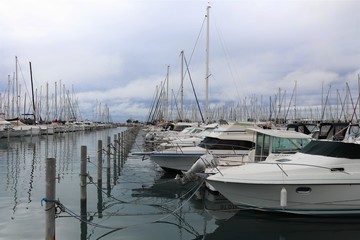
(276, 159), (291, 162)
(271, 137), (311, 154)
(306, 124), (319, 133)
(319, 125), (331, 139)
(254, 133), (270, 161)
(349, 125), (360, 137)
(198, 137), (254, 150)
(174, 125), (192, 131)
(296, 187), (311, 194)
(333, 126), (347, 141)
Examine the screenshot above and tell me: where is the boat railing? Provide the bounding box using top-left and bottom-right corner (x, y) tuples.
(258, 161), (351, 175)
(201, 142), (254, 153)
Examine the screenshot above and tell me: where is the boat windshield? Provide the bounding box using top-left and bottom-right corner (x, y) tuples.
(271, 137), (311, 154)
(254, 133), (311, 161)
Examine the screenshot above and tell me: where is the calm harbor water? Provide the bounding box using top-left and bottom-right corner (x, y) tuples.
(1, 127), (360, 240)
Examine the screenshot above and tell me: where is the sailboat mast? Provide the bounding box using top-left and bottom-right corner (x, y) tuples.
(15, 56), (19, 118)
(29, 62), (37, 123)
(205, 5), (210, 124)
(166, 65), (170, 121)
(180, 50), (184, 121)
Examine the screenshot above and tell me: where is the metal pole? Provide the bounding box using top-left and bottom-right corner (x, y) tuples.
(45, 157), (56, 240)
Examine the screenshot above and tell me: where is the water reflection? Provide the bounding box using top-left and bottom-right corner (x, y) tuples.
(3, 128), (360, 240)
(198, 203), (360, 240)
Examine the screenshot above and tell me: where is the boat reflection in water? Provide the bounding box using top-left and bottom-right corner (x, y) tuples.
(198, 206), (360, 240)
(187, 180), (360, 240)
(131, 171), (360, 240)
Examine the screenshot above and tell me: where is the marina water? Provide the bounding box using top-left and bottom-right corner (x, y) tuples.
(1, 127), (360, 240)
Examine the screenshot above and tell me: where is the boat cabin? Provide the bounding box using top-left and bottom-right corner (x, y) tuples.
(286, 122), (319, 136)
(247, 128), (312, 162)
(315, 122), (349, 141)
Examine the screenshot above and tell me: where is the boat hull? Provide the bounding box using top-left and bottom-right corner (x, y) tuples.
(151, 149), (249, 172)
(206, 180), (360, 215)
(151, 152), (205, 172)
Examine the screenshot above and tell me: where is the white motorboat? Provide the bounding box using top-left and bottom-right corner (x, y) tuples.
(144, 122), (199, 143)
(177, 128), (312, 188)
(158, 123), (218, 149)
(206, 140), (360, 215)
(135, 122), (258, 172)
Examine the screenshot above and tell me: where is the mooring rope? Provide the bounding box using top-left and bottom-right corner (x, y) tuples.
(41, 178), (205, 237)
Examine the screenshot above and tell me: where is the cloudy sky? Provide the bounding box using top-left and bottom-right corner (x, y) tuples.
(0, 0), (359, 122)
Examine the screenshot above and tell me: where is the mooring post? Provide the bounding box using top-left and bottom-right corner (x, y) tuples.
(106, 136), (111, 196)
(80, 146), (87, 203)
(107, 136), (111, 171)
(45, 157), (56, 240)
(97, 140), (103, 218)
(97, 140), (103, 184)
(124, 130), (127, 159)
(80, 145), (87, 240)
(117, 132), (121, 170)
(113, 134), (117, 185)
(120, 131), (124, 167)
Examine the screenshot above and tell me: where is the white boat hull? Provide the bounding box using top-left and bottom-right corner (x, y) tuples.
(206, 180), (360, 215)
(151, 148), (249, 172)
(206, 145), (360, 215)
(150, 151), (206, 172)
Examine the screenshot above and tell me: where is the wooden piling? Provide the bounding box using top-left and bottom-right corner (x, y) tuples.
(45, 157), (56, 240)
(80, 146), (87, 240)
(97, 140), (103, 218)
(121, 131), (124, 166)
(97, 140), (103, 183)
(117, 132), (121, 170)
(106, 136), (111, 171)
(80, 146), (87, 203)
(106, 137), (111, 196)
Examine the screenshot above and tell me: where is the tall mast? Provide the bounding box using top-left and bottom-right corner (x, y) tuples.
(46, 82), (49, 122)
(7, 75), (10, 118)
(358, 74), (360, 119)
(180, 50), (184, 121)
(15, 56), (19, 118)
(29, 62), (37, 123)
(166, 65), (170, 121)
(205, 5), (210, 124)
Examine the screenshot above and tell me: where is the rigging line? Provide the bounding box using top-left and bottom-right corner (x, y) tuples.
(321, 84), (332, 121)
(349, 85), (360, 122)
(17, 59), (32, 103)
(147, 84), (161, 123)
(172, 89), (182, 120)
(212, 13), (241, 101)
(184, 54), (205, 123)
(152, 80), (167, 121)
(188, 16), (206, 66)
